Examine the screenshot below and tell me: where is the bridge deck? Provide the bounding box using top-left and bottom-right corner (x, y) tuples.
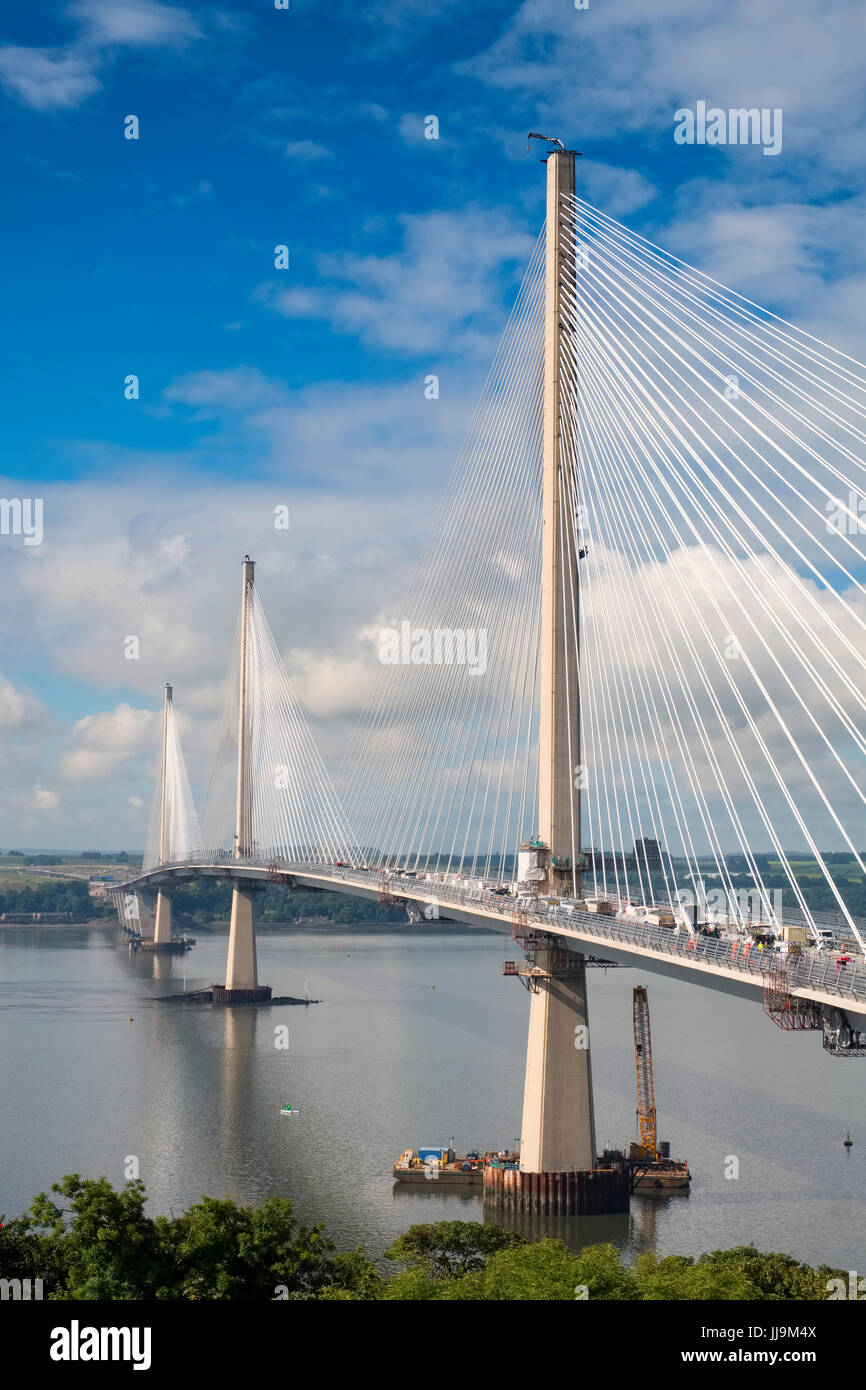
(115, 861), (866, 1020)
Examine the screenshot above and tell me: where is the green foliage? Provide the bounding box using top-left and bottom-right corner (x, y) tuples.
(172, 878), (407, 926)
(469, 1239), (588, 1300)
(26, 1176), (171, 1300)
(382, 1230), (839, 1302)
(0, 1179), (844, 1302)
(384, 1220), (526, 1279)
(1, 1175), (379, 1301)
(633, 1251), (754, 1300)
(696, 1246), (843, 1301)
(0, 878), (112, 918)
(165, 1195), (339, 1300)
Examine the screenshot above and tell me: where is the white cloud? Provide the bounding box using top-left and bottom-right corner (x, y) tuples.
(288, 652), (375, 719)
(0, 47), (100, 111)
(0, 0), (201, 113)
(284, 140), (332, 161)
(260, 207), (536, 358)
(461, 0), (866, 187)
(60, 704), (156, 783)
(165, 366), (287, 414)
(580, 161), (658, 220)
(69, 0), (201, 47)
(27, 786), (60, 812)
(398, 113), (437, 147)
(0, 673), (46, 734)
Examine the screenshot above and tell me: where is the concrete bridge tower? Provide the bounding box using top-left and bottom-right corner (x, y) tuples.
(518, 144), (598, 1181)
(153, 683), (174, 948)
(221, 556), (271, 1002)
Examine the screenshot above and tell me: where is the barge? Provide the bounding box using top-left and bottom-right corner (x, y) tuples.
(393, 1146), (515, 1185)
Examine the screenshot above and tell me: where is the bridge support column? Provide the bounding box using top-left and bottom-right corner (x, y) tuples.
(133, 891), (156, 938)
(218, 556), (271, 1004)
(153, 890), (172, 947)
(520, 946), (596, 1172)
(225, 885), (258, 991)
(539, 144), (581, 898)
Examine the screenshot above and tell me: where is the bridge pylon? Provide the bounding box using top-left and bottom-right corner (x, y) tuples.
(221, 556), (271, 1003)
(153, 683), (174, 948)
(512, 141), (602, 1193)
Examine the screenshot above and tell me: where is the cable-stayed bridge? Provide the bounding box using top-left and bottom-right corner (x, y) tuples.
(116, 141), (866, 1193)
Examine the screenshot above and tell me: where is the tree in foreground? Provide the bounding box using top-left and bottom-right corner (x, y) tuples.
(0, 1177), (844, 1301)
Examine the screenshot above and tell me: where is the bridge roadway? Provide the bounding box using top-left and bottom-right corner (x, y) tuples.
(118, 860), (866, 1021)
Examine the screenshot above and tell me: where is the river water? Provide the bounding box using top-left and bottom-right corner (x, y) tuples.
(1, 923), (864, 1271)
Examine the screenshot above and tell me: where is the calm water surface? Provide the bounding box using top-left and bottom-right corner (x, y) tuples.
(1, 924), (865, 1269)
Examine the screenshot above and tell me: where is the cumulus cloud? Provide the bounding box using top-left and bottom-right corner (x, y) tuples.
(259, 207), (536, 358)
(69, 0), (201, 47)
(0, 0), (201, 112)
(27, 786), (60, 812)
(0, 48), (101, 111)
(288, 652), (375, 720)
(60, 704), (157, 783)
(461, 0), (866, 168)
(0, 673), (46, 734)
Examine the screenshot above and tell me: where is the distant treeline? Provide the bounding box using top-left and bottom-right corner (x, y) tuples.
(0, 880), (113, 919)
(13, 853), (139, 866)
(171, 879), (406, 926)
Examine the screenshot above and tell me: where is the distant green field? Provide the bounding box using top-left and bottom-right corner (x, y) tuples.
(0, 872), (49, 889)
(770, 859), (864, 880)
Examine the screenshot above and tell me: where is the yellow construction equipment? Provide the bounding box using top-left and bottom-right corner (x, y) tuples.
(628, 986), (691, 1190)
(632, 986), (657, 1162)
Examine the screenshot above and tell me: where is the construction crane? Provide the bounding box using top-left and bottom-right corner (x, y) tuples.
(632, 986), (657, 1162)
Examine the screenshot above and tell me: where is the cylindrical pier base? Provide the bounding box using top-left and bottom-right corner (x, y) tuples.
(483, 1165), (630, 1216)
(211, 984), (272, 1006)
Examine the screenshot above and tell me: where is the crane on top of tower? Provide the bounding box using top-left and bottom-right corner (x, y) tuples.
(526, 132), (582, 156)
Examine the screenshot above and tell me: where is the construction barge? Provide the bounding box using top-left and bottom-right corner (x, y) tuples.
(394, 1146), (503, 1185)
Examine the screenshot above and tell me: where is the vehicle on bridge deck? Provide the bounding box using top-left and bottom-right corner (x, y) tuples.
(583, 897), (617, 915)
(645, 906), (677, 928)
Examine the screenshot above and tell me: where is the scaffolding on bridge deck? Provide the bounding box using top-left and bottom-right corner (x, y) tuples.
(503, 923), (619, 990)
(761, 959), (822, 1031)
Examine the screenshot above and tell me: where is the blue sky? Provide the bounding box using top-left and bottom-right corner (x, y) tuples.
(1, 0), (864, 848)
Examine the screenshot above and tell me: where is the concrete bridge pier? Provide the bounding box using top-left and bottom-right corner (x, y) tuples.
(216, 883), (271, 1003)
(519, 945), (596, 1173)
(153, 889), (172, 947)
(134, 891), (156, 938)
(225, 884), (258, 990)
(487, 943), (628, 1215)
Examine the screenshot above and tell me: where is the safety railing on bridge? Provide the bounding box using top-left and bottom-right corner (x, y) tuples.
(127, 857), (866, 1011)
(322, 866), (866, 1011)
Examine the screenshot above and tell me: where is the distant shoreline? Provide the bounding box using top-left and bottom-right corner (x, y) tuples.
(0, 918), (114, 930)
(0, 917), (495, 935)
(182, 918), (495, 934)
